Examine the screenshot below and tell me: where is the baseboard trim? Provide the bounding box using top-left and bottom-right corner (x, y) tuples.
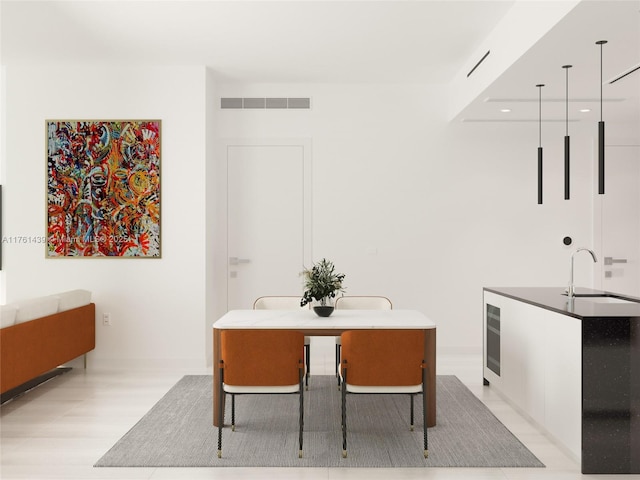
(437, 346), (482, 356)
(89, 357), (208, 371)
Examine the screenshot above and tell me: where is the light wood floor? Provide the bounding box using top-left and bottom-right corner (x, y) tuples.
(0, 339), (634, 479)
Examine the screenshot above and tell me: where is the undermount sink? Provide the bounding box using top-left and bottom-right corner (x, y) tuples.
(580, 296), (639, 304)
(561, 292), (640, 304)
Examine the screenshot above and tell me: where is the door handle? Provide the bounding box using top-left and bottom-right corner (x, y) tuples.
(604, 257), (627, 265)
(229, 257), (251, 265)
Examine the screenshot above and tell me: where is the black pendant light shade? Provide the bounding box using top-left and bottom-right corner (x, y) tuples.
(536, 84), (545, 204)
(596, 40), (607, 194)
(563, 65), (572, 200)
(599, 120), (605, 193)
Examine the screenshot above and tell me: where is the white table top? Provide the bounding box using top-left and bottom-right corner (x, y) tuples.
(213, 309), (436, 330)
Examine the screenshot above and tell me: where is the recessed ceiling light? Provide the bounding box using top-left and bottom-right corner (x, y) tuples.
(500, 108), (511, 113)
(579, 108), (591, 113)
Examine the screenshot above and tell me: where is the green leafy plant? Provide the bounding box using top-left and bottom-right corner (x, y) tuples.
(300, 258), (346, 307)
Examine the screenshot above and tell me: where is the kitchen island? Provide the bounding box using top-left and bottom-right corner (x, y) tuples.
(482, 287), (639, 474)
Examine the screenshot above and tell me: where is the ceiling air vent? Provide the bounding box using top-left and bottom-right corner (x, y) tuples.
(220, 97), (311, 109)
(243, 98), (266, 108)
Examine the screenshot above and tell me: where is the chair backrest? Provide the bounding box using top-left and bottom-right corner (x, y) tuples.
(341, 329), (424, 386)
(335, 296), (392, 310)
(221, 329), (304, 386)
(253, 296), (308, 310)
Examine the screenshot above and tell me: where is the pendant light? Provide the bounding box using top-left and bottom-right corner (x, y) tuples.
(596, 40), (607, 194)
(563, 65), (572, 200)
(536, 84), (545, 205)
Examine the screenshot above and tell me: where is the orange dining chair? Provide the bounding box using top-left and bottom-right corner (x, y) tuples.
(339, 329), (428, 459)
(253, 296), (311, 388)
(217, 329), (306, 458)
(334, 296), (392, 386)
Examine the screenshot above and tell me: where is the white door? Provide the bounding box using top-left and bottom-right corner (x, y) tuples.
(226, 142), (311, 310)
(597, 145), (640, 297)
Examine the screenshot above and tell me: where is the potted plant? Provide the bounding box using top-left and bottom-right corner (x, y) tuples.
(300, 258), (346, 317)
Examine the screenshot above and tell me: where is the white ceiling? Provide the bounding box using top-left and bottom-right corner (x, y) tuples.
(1, 0), (639, 124)
(0, 0), (515, 83)
(459, 0), (640, 124)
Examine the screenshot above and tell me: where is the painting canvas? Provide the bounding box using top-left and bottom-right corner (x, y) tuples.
(47, 120), (161, 257)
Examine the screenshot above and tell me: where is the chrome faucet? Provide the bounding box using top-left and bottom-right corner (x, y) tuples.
(567, 248), (598, 298)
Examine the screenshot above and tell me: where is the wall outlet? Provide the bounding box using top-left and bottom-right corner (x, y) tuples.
(103, 313), (112, 326)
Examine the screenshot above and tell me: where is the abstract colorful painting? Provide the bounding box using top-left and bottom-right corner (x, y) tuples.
(47, 120), (161, 257)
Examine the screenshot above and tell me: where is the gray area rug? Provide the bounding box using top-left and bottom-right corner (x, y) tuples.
(95, 375), (544, 468)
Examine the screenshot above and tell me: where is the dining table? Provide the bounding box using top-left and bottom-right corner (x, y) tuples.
(212, 308), (437, 427)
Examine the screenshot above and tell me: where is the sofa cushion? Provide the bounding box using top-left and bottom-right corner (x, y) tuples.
(54, 289), (92, 312)
(0, 305), (17, 328)
(14, 296), (60, 324)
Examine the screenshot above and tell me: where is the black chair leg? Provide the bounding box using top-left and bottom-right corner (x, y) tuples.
(231, 394), (236, 431)
(304, 344), (310, 389)
(336, 344), (341, 386)
(410, 394), (415, 431)
(423, 364), (428, 458)
(217, 365), (224, 458)
(299, 365), (304, 458)
(341, 367), (347, 458)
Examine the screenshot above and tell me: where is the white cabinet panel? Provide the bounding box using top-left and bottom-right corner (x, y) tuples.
(544, 312), (581, 458)
(483, 291), (581, 460)
(503, 299), (546, 425)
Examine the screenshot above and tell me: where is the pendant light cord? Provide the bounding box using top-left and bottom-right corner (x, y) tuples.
(566, 67), (569, 135)
(562, 65), (572, 135)
(538, 87), (542, 147)
(596, 41), (607, 121)
(536, 83), (544, 205)
(536, 84), (544, 147)
(596, 40), (607, 196)
(563, 65), (572, 201)
(600, 43), (603, 121)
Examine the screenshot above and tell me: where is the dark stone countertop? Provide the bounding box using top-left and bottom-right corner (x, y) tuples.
(484, 286), (640, 319)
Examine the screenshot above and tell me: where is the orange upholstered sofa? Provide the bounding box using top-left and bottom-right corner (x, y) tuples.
(0, 290), (96, 396)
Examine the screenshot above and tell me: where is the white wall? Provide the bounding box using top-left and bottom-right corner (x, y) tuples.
(215, 83), (594, 353)
(3, 66), (210, 368)
(1, 66), (6, 303)
(205, 68), (221, 366)
(1, 71), (600, 361)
